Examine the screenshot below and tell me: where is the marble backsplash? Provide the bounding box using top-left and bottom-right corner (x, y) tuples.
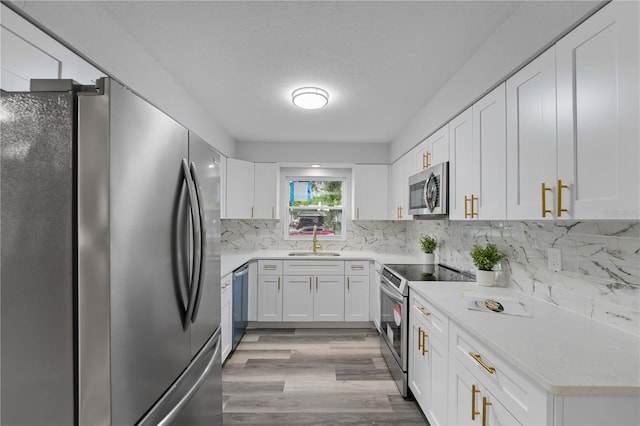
(222, 218), (640, 335)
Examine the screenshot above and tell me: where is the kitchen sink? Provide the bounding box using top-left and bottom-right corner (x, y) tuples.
(288, 251), (341, 256)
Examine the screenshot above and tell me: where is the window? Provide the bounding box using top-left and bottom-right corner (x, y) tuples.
(286, 178), (345, 240)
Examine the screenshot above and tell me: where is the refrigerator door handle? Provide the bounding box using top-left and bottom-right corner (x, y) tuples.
(182, 159), (202, 330)
(189, 161), (207, 323)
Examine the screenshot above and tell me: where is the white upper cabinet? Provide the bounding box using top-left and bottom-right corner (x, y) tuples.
(1, 4), (103, 91)
(225, 158), (255, 219)
(506, 48), (558, 220)
(225, 159), (278, 219)
(450, 84), (506, 221)
(389, 153), (412, 220)
(352, 164), (389, 220)
(413, 125), (450, 173)
(253, 163), (279, 219)
(556, 0), (639, 220)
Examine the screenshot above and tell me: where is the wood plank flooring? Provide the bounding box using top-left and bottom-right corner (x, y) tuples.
(222, 328), (429, 425)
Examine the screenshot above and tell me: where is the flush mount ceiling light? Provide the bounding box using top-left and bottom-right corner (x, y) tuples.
(292, 87), (329, 109)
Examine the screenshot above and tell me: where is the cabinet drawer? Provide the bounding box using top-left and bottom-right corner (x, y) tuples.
(258, 259), (283, 275)
(345, 260), (370, 276)
(449, 322), (547, 424)
(283, 260), (344, 275)
(410, 290), (448, 344)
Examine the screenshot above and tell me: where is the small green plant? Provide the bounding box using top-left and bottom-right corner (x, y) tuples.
(470, 243), (504, 271)
(419, 235), (438, 254)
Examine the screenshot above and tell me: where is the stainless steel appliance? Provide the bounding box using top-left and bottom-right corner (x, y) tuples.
(408, 161), (449, 217)
(1, 78), (223, 425)
(379, 263), (473, 397)
(231, 262), (249, 351)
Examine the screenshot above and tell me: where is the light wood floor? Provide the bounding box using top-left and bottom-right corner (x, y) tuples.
(222, 328), (429, 425)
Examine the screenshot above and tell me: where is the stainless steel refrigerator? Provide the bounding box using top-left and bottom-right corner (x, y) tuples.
(1, 77), (223, 425)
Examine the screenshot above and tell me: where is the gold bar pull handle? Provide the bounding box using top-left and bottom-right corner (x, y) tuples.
(356, 207), (359, 220)
(417, 306), (431, 318)
(557, 179), (568, 217)
(482, 396), (492, 426)
(251, 206), (254, 218)
(347, 277), (350, 291)
(464, 195), (470, 218)
(315, 276), (318, 292)
(469, 352), (496, 374)
(541, 182), (552, 218)
(272, 206), (275, 218)
(398, 206), (403, 219)
(471, 194), (478, 218)
(425, 151), (431, 169)
(421, 330), (428, 355)
(418, 327), (423, 351)
(471, 384), (481, 421)
(309, 277), (312, 291)
(277, 277), (281, 291)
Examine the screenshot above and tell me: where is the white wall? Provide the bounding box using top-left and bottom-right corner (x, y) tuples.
(7, 1), (236, 157)
(235, 141), (389, 164)
(390, 0), (605, 162)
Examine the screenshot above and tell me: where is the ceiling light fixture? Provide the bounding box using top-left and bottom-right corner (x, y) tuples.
(292, 87), (329, 109)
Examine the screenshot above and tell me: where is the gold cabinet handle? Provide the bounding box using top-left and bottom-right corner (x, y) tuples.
(221, 282), (231, 289)
(471, 194), (478, 218)
(422, 152), (428, 169)
(347, 277), (350, 291)
(277, 277), (280, 291)
(350, 265), (365, 270)
(398, 206), (403, 219)
(482, 396), (492, 426)
(263, 264), (277, 270)
(464, 195), (470, 218)
(418, 306), (431, 318)
(356, 207), (359, 220)
(421, 329), (428, 355)
(541, 182), (552, 217)
(251, 206), (254, 218)
(418, 327), (423, 351)
(272, 206), (275, 219)
(315, 276), (318, 292)
(425, 151), (431, 169)
(471, 384), (480, 421)
(557, 179), (568, 217)
(469, 352), (496, 374)
(309, 277), (312, 291)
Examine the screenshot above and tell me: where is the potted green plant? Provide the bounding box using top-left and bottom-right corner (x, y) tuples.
(419, 235), (438, 264)
(470, 243), (504, 287)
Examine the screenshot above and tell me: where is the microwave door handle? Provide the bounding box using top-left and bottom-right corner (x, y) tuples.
(380, 283), (404, 303)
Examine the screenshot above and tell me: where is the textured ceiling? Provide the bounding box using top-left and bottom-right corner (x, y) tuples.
(88, 1), (521, 145)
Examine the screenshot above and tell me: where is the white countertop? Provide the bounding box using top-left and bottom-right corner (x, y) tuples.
(409, 282), (640, 397)
(221, 249), (427, 277)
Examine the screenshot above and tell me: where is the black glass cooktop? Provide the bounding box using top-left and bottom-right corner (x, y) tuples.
(384, 263), (474, 282)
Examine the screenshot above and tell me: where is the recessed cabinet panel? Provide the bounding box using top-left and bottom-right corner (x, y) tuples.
(353, 164), (389, 220)
(449, 108), (474, 220)
(254, 163), (278, 219)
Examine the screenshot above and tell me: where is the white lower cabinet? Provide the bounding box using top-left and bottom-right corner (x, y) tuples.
(313, 275), (345, 321)
(409, 291), (449, 426)
(257, 260), (283, 321)
(345, 261), (370, 321)
(282, 275), (315, 321)
(220, 272), (233, 363)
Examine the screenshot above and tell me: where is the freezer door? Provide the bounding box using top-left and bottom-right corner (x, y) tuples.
(137, 327), (223, 426)
(188, 132), (222, 355)
(1, 91), (75, 425)
(78, 79), (193, 426)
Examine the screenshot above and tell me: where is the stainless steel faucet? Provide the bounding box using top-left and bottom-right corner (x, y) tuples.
(312, 225), (322, 253)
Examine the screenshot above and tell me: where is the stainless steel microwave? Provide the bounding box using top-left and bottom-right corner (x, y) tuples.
(408, 161), (449, 217)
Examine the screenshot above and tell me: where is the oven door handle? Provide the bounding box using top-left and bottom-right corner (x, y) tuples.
(380, 283), (404, 303)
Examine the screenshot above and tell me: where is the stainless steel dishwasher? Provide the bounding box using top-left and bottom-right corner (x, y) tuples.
(231, 262), (249, 352)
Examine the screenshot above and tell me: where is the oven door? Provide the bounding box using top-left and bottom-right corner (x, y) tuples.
(379, 279), (407, 371)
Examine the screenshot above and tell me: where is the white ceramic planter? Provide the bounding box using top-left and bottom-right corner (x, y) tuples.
(476, 270), (496, 287)
(422, 252), (435, 264)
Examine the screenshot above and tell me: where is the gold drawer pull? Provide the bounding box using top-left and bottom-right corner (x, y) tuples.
(263, 265), (277, 270)
(541, 182), (552, 218)
(417, 306), (431, 317)
(277, 277), (281, 291)
(350, 265), (365, 270)
(557, 179), (568, 217)
(221, 282), (231, 289)
(418, 327), (423, 351)
(471, 384), (480, 421)
(469, 352), (496, 374)
(482, 396), (492, 426)
(421, 329), (428, 356)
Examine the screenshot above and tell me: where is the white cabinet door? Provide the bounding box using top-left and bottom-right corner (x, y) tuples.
(448, 107), (474, 220)
(449, 356), (482, 426)
(409, 314), (429, 412)
(314, 276), (345, 321)
(282, 276), (314, 321)
(257, 275), (282, 321)
(344, 275), (369, 321)
(413, 141), (430, 173)
(220, 273), (233, 362)
(506, 48), (558, 220)
(474, 83), (507, 220)
(226, 158), (254, 219)
(556, 0), (639, 220)
(428, 125), (450, 166)
(352, 164), (389, 220)
(427, 335), (449, 426)
(389, 154), (412, 220)
(253, 163), (278, 219)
